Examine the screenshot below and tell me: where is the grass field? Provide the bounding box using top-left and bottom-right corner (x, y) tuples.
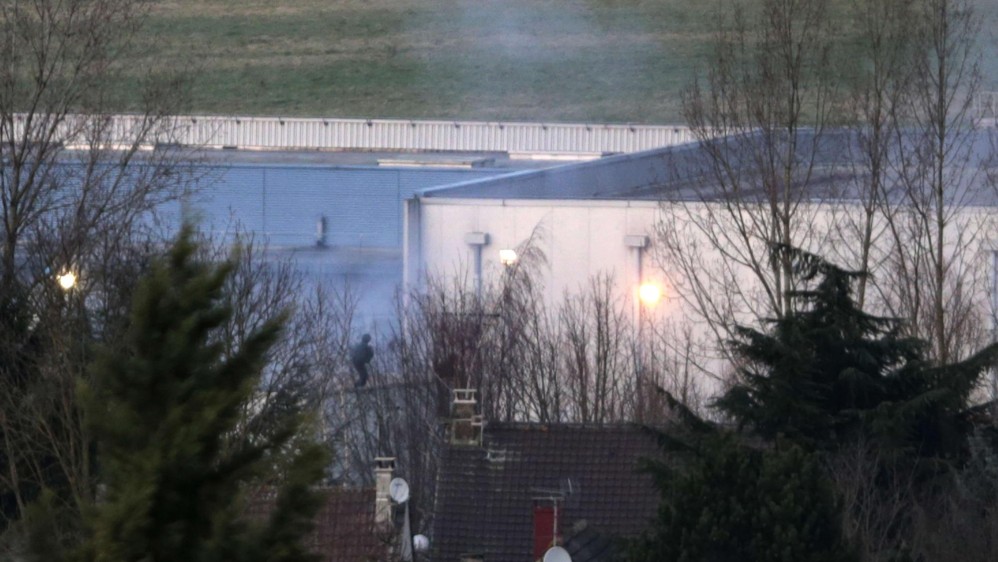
(131, 0), (998, 124)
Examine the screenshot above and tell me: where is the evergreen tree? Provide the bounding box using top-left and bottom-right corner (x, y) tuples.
(631, 431), (853, 562)
(716, 245), (998, 457)
(76, 227), (328, 562)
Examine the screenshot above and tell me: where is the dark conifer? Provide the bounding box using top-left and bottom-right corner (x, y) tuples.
(77, 227), (327, 562)
(632, 433), (853, 562)
(717, 244), (998, 458)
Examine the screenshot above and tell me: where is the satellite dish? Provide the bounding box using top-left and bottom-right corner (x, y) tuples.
(413, 534), (430, 552)
(543, 546), (572, 562)
(389, 477), (410, 503)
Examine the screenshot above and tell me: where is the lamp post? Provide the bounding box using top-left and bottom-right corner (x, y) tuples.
(625, 234), (663, 417)
(636, 283), (661, 368)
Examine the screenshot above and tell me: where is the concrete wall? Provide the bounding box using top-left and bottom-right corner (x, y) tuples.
(406, 198), (681, 323)
(406, 196), (998, 351)
(170, 164), (505, 249)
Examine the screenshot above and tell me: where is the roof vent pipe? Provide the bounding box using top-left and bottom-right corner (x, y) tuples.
(316, 215), (328, 248)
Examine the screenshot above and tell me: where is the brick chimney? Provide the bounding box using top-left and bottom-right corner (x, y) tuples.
(374, 457), (395, 526)
(532, 501), (562, 560)
(450, 389), (483, 446)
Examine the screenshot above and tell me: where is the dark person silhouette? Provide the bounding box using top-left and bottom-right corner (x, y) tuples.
(350, 334), (374, 388)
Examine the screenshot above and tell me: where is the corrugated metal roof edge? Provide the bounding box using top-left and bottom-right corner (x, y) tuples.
(415, 141), (702, 199)
(414, 126), (998, 204)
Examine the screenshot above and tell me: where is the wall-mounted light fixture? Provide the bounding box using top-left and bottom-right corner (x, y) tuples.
(625, 234), (652, 311)
(624, 235), (649, 249)
(499, 249), (518, 266)
(464, 232), (489, 246)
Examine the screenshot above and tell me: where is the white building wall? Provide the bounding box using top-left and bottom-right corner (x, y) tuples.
(410, 198), (681, 323)
(409, 197), (998, 348)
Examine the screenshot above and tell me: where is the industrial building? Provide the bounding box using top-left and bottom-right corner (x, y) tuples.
(131, 116), (700, 327)
(69, 115), (996, 358)
(402, 128), (998, 366)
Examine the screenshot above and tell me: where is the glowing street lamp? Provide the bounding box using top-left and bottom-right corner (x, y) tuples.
(638, 282), (661, 305)
(57, 271), (77, 291)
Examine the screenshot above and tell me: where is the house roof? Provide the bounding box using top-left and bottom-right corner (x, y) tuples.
(562, 520), (618, 561)
(431, 423), (663, 562)
(311, 488), (390, 562)
(247, 487), (389, 562)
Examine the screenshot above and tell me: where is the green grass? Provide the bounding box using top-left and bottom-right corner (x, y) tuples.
(121, 0), (997, 123)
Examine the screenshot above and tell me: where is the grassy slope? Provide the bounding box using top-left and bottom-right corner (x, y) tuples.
(135, 0), (997, 124)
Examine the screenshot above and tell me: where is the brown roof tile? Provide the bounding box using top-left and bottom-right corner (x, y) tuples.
(248, 487), (389, 562)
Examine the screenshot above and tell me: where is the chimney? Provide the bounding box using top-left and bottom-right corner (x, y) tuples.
(374, 457), (395, 526)
(533, 500), (562, 560)
(450, 389), (483, 446)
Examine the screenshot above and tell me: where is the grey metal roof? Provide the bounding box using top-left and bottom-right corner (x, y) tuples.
(418, 127), (998, 206)
(417, 144), (690, 200)
(173, 147), (566, 171)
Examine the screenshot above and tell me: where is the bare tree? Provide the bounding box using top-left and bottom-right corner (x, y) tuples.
(906, 430), (998, 561)
(0, 0), (201, 550)
(824, 0), (913, 309)
(656, 0), (841, 348)
(393, 228), (712, 428)
(206, 233), (339, 449)
(637, 320), (711, 421)
(0, 0), (194, 294)
(824, 440), (919, 562)
(810, 0), (995, 365)
(874, 0), (994, 363)
(561, 274), (633, 423)
(657, 0), (996, 382)
(325, 285), (453, 539)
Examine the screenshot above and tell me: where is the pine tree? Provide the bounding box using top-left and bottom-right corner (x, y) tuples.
(716, 245), (998, 457)
(76, 227), (328, 562)
(631, 433), (853, 562)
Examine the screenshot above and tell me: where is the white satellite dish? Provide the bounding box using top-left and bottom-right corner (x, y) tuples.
(413, 534), (430, 552)
(389, 477), (410, 503)
(543, 546), (572, 562)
